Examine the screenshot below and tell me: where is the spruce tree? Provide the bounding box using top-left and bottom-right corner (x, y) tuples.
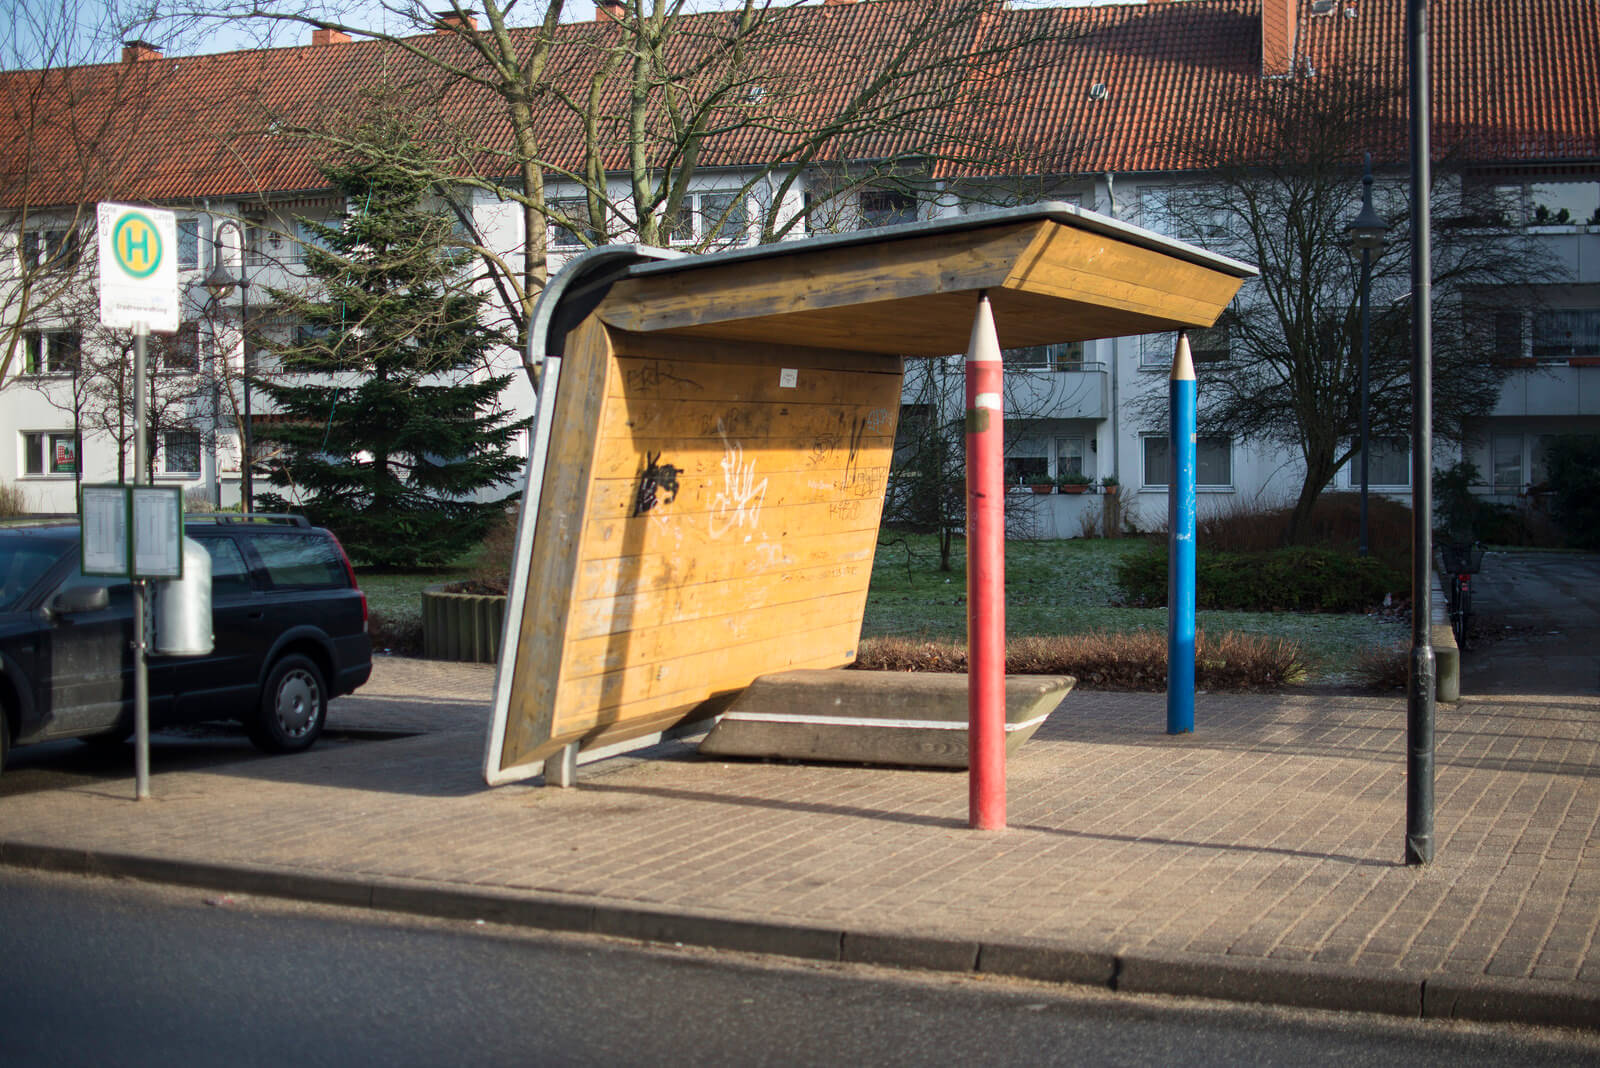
(254, 115), (528, 567)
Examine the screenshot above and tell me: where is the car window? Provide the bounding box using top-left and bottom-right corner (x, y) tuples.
(0, 536), (74, 611)
(53, 567), (134, 610)
(195, 536), (253, 598)
(247, 533), (346, 589)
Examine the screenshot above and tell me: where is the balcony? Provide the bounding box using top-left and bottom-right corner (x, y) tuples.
(1004, 361), (1110, 420)
(1493, 358), (1600, 417)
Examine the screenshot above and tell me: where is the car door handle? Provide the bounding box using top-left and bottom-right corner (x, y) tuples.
(247, 611), (265, 621)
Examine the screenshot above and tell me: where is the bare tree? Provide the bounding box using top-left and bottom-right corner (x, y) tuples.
(0, 0), (197, 384)
(167, 0), (1079, 350)
(1136, 69), (1561, 542)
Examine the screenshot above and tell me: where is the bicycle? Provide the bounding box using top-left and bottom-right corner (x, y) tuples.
(1437, 542), (1484, 649)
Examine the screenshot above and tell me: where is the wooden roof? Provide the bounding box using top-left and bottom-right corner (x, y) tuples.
(596, 204), (1257, 356)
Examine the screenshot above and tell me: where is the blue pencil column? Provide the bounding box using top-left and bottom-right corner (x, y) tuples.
(1167, 332), (1197, 735)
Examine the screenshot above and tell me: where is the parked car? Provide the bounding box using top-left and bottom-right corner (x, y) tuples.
(0, 514), (371, 774)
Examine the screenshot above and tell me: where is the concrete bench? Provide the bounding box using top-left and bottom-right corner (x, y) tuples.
(698, 669), (1073, 769)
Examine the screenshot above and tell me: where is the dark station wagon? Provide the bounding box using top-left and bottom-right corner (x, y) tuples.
(0, 514), (371, 773)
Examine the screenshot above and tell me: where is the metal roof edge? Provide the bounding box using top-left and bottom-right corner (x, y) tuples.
(624, 202), (1259, 283)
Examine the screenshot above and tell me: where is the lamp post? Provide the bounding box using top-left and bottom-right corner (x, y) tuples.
(1347, 152), (1388, 558)
(202, 219), (251, 513)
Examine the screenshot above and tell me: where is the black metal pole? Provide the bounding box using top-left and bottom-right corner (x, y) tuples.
(1406, 0), (1436, 866)
(1359, 243), (1372, 558)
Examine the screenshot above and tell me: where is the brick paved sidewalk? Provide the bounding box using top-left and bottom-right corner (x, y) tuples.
(3, 657), (1596, 1026)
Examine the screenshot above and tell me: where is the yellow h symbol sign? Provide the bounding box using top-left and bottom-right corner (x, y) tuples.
(112, 213), (162, 278)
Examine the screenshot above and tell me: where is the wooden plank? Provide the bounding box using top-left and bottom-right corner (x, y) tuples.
(560, 590), (873, 682)
(498, 317), (616, 775)
(597, 222), (1040, 341)
(573, 529), (877, 601)
(608, 354), (903, 405)
(594, 219), (1248, 356)
(551, 620), (869, 734)
(570, 559), (876, 641)
(582, 496), (886, 563)
(1005, 224), (1243, 326)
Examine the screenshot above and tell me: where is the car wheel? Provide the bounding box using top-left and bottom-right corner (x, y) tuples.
(1, 710), (9, 777)
(249, 654), (327, 754)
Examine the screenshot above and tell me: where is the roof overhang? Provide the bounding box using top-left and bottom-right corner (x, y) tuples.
(592, 202), (1257, 356)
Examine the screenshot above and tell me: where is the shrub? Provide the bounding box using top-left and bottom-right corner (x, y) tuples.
(367, 608), (423, 657)
(1353, 643), (1408, 692)
(466, 506), (520, 595)
(1544, 434), (1600, 549)
(1114, 544), (1405, 613)
(853, 630), (1309, 691)
(1197, 492), (1412, 572)
(0, 482), (28, 517)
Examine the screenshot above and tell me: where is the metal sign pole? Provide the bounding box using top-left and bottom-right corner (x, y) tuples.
(1405, 0), (1436, 865)
(132, 321), (151, 800)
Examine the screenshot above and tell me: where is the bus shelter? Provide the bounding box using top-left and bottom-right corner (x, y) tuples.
(484, 203), (1255, 787)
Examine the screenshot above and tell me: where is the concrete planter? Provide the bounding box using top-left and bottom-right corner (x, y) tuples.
(421, 583), (507, 663)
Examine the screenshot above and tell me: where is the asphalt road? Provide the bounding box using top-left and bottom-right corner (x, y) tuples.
(2, 869), (1596, 1067)
(1461, 550), (1600, 695)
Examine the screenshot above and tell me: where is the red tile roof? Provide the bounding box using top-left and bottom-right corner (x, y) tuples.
(1, 0), (1595, 210)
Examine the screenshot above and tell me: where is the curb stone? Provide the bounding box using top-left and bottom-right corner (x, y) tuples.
(4, 840), (1597, 1032)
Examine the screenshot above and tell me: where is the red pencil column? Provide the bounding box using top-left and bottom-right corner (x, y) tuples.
(965, 291), (1006, 830)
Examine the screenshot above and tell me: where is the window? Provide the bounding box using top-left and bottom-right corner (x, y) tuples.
(1004, 454), (1050, 485)
(1491, 310), (1525, 362)
(178, 217), (201, 269)
(861, 189), (917, 229)
(1529, 181), (1600, 227)
(1142, 434), (1232, 488)
(893, 403), (933, 466)
(294, 218), (335, 263)
(19, 227), (81, 270)
(1137, 188), (1171, 234)
(667, 191), (749, 248)
(21, 329), (80, 375)
(1140, 332), (1177, 369)
(22, 431), (80, 476)
(1188, 325), (1232, 365)
(195, 537), (253, 598)
(249, 533), (346, 588)
(1004, 342), (1086, 371)
(162, 431), (201, 475)
(1490, 433), (1524, 492)
(1531, 309), (1600, 361)
(548, 198), (597, 249)
(1346, 437), (1410, 488)
(1055, 436), (1087, 478)
(246, 219), (285, 265)
(159, 322), (202, 373)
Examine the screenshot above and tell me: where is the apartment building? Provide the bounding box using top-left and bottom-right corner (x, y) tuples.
(3, 0), (1595, 532)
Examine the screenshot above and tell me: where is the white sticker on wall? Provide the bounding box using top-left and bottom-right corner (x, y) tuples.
(779, 368), (798, 388)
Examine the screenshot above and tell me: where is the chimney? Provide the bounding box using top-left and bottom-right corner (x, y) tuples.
(596, 0), (626, 18)
(822, 0), (858, 6)
(311, 28), (351, 46)
(433, 9), (478, 31)
(1261, 0), (1299, 77)
(121, 40), (163, 63)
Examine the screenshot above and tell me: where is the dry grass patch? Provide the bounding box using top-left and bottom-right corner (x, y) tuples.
(854, 630), (1310, 691)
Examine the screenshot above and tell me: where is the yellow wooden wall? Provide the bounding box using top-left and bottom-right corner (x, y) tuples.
(498, 322), (903, 773)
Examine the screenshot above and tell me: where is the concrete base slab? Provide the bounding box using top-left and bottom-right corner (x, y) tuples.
(697, 669), (1073, 768)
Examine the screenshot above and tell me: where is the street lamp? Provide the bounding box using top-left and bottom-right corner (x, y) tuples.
(1346, 152), (1388, 557)
(202, 219), (252, 513)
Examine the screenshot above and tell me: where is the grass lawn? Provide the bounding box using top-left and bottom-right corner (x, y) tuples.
(353, 531), (1405, 685)
(865, 533), (1405, 686)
